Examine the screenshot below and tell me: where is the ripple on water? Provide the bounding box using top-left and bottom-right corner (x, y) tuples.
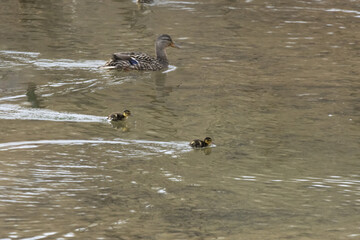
(230, 174), (360, 198)
(0, 50), (104, 70)
(157, 1), (200, 12)
(20, 232), (57, 240)
(0, 50), (40, 57)
(0, 50), (178, 74)
(0, 104), (105, 122)
(0, 138), (192, 157)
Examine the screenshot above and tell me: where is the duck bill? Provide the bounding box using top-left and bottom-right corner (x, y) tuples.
(170, 42), (181, 49)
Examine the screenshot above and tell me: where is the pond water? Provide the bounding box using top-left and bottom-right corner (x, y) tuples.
(0, 0), (359, 239)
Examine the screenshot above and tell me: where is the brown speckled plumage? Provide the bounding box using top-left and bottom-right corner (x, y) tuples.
(104, 34), (179, 71)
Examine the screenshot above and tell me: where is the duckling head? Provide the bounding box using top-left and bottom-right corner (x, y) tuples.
(204, 137), (212, 145)
(123, 110), (131, 118)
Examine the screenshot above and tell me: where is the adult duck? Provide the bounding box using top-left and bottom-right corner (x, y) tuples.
(103, 34), (179, 71)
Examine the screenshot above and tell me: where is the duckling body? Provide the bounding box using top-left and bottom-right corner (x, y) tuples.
(137, 0), (154, 3)
(107, 110), (131, 121)
(104, 34), (179, 71)
(190, 137), (212, 148)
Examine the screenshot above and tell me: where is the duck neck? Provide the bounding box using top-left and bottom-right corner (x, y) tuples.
(155, 43), (169, 67)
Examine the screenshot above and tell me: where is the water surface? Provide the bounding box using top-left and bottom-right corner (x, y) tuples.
(0, 0), (359, 239)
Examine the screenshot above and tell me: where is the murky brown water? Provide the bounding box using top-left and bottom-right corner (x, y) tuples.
(0, 0), (359, 239)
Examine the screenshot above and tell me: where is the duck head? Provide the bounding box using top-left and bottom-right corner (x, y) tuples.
(123, 110), (131, 118)
(156, 34), (180, 50)
(204, 137), (212, 145)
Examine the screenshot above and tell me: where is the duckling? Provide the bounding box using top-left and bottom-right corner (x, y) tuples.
(190, 137), (212, 148)
(137, 0), (153, 3)
(107, 110), (131, 121)
(103, 34), (179, 71)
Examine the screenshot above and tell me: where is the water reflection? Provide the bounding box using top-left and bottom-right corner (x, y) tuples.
(153, 71), (173, 98)
(192, 147), (212, 155)
(26, 82), (43, 108)
(109, 120), (130, 131)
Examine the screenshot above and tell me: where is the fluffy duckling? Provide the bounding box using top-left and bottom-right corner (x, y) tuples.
(137, 0), (154, 3)
(107, 110), (131, 121)
(103, 34), (179, 71)
(190, 137), (212, 148)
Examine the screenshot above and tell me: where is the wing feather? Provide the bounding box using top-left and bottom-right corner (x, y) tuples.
(104, 52), (163, 70)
